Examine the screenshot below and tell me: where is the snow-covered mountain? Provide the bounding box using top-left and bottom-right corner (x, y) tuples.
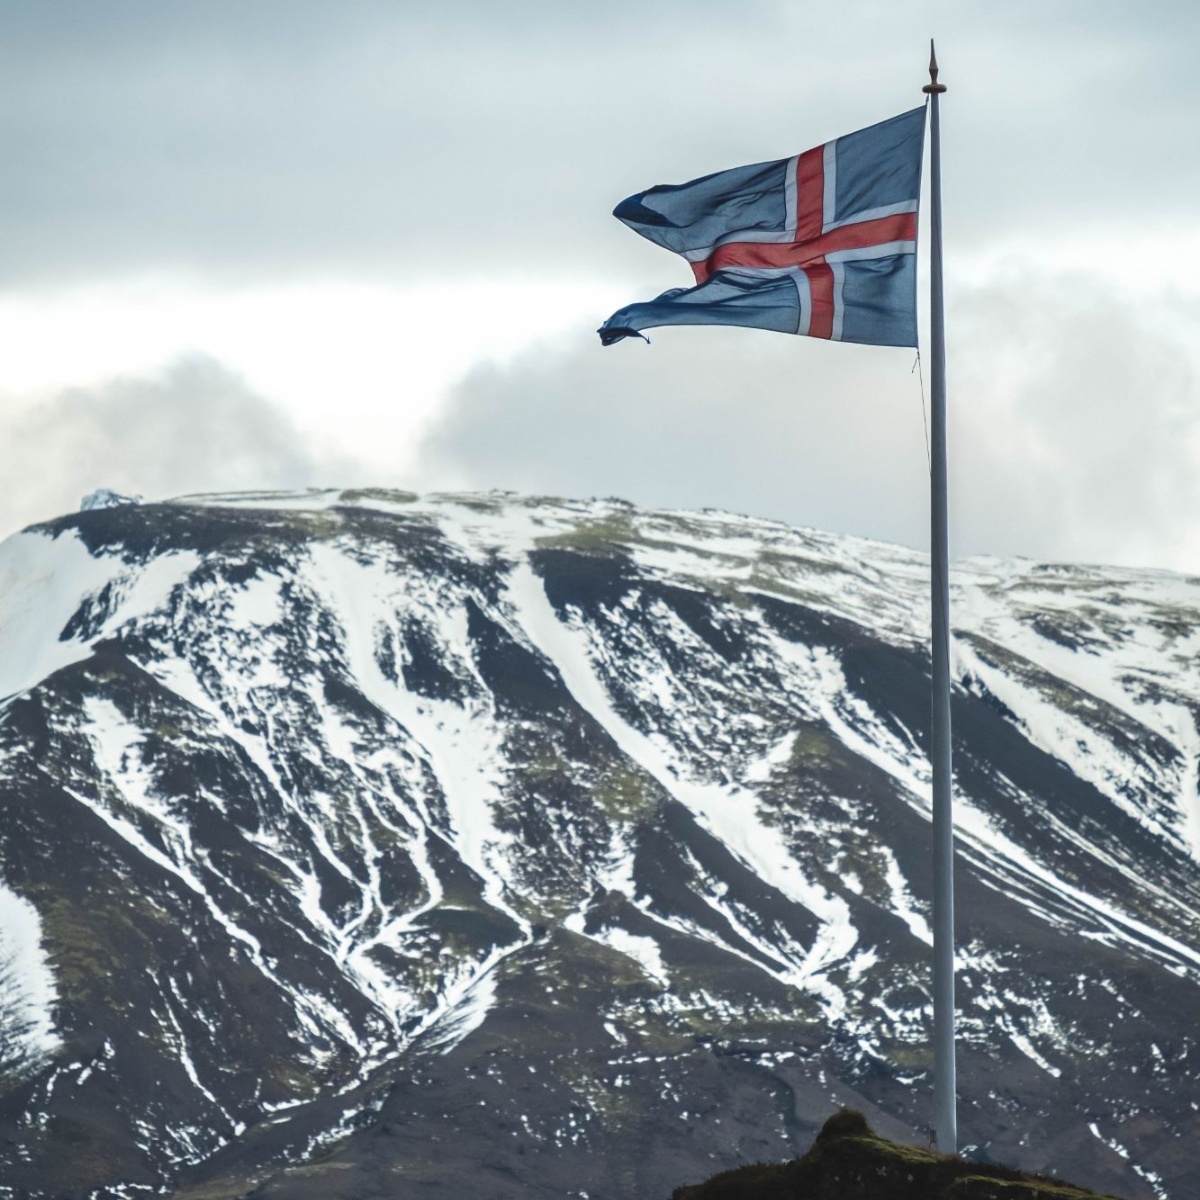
(0, 489), (1196, 1200)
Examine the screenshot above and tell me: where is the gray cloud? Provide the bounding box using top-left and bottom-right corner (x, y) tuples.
(421, 268), (1200, 572)
(0, 356), (353, 536)
(951, 271), (1200, 570)
(421, 327), (932, 548)
(3, 1), (1199, 574)
(1, 1), (1198, 286)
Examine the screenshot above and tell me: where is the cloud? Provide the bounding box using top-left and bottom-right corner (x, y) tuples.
(951, 269), (1200, 570)
(2, 2), (1199, 575)
(0, 356), (353, 537)
(0, 0), (804, 286)
(421, 266), (1200, 573)
(3, 1), (1200, 287)
(420, 325), (931, 548)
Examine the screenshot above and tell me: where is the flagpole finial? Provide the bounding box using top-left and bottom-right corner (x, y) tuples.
(923, 39), (947, 94)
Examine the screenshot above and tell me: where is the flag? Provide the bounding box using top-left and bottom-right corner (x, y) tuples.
(599, 107), (926, 348)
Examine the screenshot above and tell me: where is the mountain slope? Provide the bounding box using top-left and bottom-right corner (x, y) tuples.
(0, 489), (1196, 1199)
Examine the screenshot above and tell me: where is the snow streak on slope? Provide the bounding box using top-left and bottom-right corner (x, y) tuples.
(0, 884), (60, 1071)
(956, 563), (1200, 863)
(505, 560), (857, 1018)
(173, 490), (1200, 986)
(304, 542), (521, 923)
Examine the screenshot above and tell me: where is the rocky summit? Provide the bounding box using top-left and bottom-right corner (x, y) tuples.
(0, 489), (1196, 1200)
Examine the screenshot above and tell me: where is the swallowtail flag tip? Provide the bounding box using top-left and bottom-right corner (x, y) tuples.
(598, 106), (926, 348)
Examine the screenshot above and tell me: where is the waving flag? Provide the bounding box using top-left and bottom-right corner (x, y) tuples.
(599, 107), (926, 348)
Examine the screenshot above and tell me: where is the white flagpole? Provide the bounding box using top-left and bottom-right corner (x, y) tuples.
(923, 41), (956, 1155)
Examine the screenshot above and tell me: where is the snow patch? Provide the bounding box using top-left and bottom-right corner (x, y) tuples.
(0, 883), (61, 1067)
(564, 914), (668, 986)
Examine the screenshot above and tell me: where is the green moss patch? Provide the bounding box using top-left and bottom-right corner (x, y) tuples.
(534, 518), (635, 554)
(337, 487), (418, 506)
(595, 764), (658, 821)
(672, 1109), (1121, 1200)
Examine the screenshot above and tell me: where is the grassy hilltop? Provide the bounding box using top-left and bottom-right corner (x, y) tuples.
(673, 1110), (1121, 1200)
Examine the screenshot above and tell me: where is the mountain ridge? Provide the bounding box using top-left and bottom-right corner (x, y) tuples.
(0, 488), (1195, 1199)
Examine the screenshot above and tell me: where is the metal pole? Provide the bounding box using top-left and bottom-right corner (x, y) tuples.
(923, 40), (956, 1155)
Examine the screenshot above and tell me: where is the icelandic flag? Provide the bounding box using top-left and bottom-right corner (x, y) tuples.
(599, 107), (926, 348)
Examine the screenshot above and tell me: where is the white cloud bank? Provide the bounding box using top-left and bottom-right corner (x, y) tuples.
(0, 356), (350, 537)
(4, 266), (1194, 578)
(421, 265), (1200, 575)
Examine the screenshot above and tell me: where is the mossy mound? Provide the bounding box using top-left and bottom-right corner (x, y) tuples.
(671, 1110), (1121, 1200)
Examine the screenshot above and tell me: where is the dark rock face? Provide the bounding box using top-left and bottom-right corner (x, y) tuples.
(673, 1110), (1119, 1200)
(0, 491), (1195, 1199)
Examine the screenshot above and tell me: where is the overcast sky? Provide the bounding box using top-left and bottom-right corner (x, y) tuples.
(2, 0), (1200, 572)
